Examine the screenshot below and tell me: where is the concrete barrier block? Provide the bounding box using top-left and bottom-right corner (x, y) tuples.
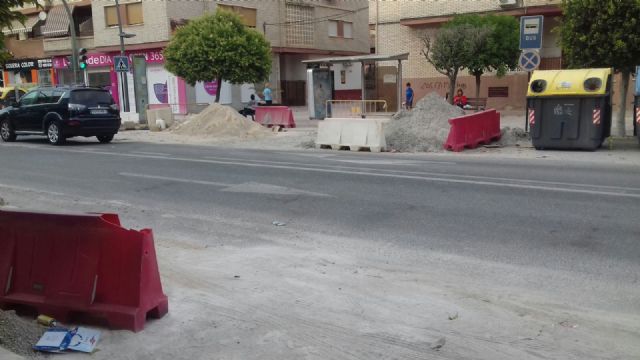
(155, 107), (174, 127)
(122, 121), (137, 130)
(316, 119), (343, 146)
(316, 118), (387, 151)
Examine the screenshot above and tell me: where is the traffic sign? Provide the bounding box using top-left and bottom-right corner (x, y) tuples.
(114, 56), (129, 72)
(519, 50), (541, 71)
(520, 15), (544, 50)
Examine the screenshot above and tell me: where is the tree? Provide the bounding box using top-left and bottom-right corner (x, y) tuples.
(445, 15), (519, 101)
(0, 1), (39, 67)
(164, 11), (272, 103)
(560, 0), (640, 136)
(421, 25), (489, 105)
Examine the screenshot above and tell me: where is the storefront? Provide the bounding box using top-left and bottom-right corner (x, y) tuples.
(2, 58), (54, 87)
(51, 48), (188, 116)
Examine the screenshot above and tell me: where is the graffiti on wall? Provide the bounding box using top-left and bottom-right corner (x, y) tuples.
(420, 81), (467, 91)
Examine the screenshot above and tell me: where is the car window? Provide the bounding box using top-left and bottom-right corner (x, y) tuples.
(53, 90), (65, 100)
(5, 91), (16, 102)
(70, 90), (114, 106)
(19, 91), (39, 106)
(38, 90), (63, 104)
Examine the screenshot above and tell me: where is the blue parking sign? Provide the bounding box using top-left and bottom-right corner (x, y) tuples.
(520, 16), (544, 50)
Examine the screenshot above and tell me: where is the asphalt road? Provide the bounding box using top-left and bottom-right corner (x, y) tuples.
(1, 137), (640, 358)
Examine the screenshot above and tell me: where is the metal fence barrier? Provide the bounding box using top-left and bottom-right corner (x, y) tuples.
(326, 100), (388, 118)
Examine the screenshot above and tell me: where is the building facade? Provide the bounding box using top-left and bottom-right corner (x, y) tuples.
(2, 0), (369, 120)
(369, 0), (564, 109)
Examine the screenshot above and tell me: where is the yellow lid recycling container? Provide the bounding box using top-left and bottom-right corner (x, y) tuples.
(526, 68), (613, 150)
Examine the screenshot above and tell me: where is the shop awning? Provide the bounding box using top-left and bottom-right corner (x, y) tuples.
(2, 16), (40, 36)
(42, 5), (70, 38)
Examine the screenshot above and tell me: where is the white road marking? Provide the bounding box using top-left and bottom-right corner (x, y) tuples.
(119, 172), (331, 197)
(3, 143), (640, 199)
(131, 151), (172, 156)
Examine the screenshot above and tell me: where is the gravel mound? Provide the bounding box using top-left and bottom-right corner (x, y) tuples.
(385, 92), (464, 152)
(0, 310), (46, 358)
(172, 103), (269, 138)
(498, 126), (530, 146)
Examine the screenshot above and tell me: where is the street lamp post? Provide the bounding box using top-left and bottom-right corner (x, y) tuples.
(115, 0), (130, 112)
(60, 0), (78, 84)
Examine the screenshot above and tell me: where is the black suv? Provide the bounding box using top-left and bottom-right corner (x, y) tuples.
(0, 86), (121, 145)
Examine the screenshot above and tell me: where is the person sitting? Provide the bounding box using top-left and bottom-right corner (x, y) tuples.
(239, 94), (259, 120)
(453, 88), (468, 109)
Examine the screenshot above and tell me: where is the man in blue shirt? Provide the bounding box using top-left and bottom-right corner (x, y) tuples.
(263, 83), (273, 105)
(405, 82), (414, 110)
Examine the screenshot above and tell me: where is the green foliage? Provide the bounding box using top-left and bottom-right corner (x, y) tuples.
(0, 1), (38, 66)
(0, 1), (34, 28)
(421, 24), (489, 102)
(560, 0), (640, 73)
(445, 14), (519, 77)
(560, 0), (640, 136)
(422, 25), (489, 78)
(164, 11), (272, 101)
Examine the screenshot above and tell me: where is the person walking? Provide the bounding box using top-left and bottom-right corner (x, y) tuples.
(263, 83), (273, 106)
(405, 82), (414, 110)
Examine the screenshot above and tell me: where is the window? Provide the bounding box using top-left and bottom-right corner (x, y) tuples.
(38, 90), (63, 104)
(105, 6), (118, 27)
(217, 4), (256, 28)
(343, 22), (353, 39)
(105, 2), (142, 27)
(488, 87), (509, 98)
(328, 20), (352, 39)
(19, 91), (39, 106)
(328, 20), (338, 37)
(126, 2), (143, 25)
(38, 69), (52, 86)
(286, 4), (313, 47)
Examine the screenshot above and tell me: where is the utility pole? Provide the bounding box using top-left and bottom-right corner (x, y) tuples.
(61, 0), (78, 84)
(115, 0), (130, 112)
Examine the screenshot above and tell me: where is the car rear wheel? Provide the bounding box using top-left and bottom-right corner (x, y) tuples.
(97, 134), (114, 143)
(47, 121), (65, 145)
(0, 119), (16, 142)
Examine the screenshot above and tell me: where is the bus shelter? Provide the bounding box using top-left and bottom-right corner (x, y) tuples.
(302, 53), (409, 119)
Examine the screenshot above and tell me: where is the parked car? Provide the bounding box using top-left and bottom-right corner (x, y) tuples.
(0, 86), (121, 145)
(0, 87), (28, 109)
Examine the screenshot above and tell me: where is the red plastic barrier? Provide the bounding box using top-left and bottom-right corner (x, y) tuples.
(0, 210), (168, 332)
(255, 106), (296, 128)
(443, 109), (501, 152)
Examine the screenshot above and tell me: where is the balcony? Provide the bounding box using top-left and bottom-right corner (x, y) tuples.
(5, 37), (45, 58)
(44, 35), (94, 55)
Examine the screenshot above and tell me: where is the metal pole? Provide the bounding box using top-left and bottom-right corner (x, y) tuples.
(115, 0), (130, 112)
(361, 62), (365, 118)
(61, 0), (78, 84)
(397, 60), (402, 112)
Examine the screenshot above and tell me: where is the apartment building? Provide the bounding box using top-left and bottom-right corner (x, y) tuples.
(370, 0), (563, 109)
(2, 0), (369, 118)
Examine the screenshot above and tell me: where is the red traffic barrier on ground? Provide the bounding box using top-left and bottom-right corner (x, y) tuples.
(255, 106), (296, 128)
(443, 109), (501, 152)
(0, 210), (168, 332)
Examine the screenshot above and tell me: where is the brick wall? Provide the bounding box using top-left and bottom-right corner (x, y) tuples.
(369, 0), (565, 109)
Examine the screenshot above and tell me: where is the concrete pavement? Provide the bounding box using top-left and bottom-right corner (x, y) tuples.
(0, 139), (639, 359)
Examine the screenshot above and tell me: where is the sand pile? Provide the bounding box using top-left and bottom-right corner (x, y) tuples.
(385, 92), (464, 152)
(0, 310), (46, 358)
(498, 127), (530, 146)
(172, 103), (269, 138)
